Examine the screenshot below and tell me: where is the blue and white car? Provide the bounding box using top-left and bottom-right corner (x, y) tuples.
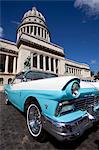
(4, 70), (99, 142)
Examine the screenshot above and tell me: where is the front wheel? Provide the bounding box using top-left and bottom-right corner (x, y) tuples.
(27, 103), (46, 142)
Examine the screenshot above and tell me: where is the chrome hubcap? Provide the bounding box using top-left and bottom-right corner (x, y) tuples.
(27, 104), (42, 137)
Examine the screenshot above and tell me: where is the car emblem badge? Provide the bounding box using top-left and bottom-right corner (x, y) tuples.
(45, 104), (48, 109)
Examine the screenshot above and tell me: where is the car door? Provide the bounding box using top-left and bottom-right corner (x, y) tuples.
(7, 73), (24, 109)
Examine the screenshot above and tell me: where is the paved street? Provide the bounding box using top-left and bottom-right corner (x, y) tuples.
(0, 92), (99, 150)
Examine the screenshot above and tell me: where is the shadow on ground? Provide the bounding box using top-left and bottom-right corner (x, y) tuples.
(46, 122), (99, 149)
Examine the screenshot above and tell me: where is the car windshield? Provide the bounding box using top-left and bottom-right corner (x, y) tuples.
(11, 72), (25, 84)
(25, 71), (58, 81)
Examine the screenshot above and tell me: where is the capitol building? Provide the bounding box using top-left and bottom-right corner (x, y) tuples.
(0, 7), (91, 85)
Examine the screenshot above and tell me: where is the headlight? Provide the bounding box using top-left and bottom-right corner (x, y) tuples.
(55, 101), (75, 117)
(71, 82), (80, 97)
(65, 81), (80, 99)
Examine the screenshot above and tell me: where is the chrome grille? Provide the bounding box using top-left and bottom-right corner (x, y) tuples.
(78, 116), (89, 127)
(75, 96), (98, 110)
(69, 116), (89, 132)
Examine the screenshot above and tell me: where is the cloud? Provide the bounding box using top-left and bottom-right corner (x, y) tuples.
(74, 0), (99, 18)
(82, 19), (87, 23)
(0, 26), (4, 37)
(91, 59), (96, 64)
(11, 21), (20, 25)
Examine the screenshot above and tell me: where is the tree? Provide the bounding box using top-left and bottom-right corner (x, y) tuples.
(94, 71), (99, 80)
(90, 70), (94, 77)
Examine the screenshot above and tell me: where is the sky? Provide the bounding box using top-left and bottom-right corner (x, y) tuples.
(0, 0), (99, 73)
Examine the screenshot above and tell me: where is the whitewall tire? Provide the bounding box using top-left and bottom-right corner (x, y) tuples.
(26, 103), (46, 142)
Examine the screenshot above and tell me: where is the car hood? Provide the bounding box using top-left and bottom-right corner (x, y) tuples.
(11, 76), (80, 91)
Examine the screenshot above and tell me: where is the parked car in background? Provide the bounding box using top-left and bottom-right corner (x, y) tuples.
(4, 70), (99, 142)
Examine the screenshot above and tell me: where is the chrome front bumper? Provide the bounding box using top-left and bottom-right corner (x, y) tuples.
(42, 111), (99, 141)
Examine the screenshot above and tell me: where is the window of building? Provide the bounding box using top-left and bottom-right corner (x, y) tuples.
(56, 59), (58, 74)
(45, 30), (46, 39)
(34, 26), (36, 35)
(8, 56), (14, 73)
(72, 68), (73, 74)
(76, 69), (77, 74)
(74, 69), (75, 75)
(0, 54), (6, 72)
(51, 58), (54, 71)
(27, 26), (29, 33)
(46, 56), (49, 70)
(33, 53), (37, 68)
(0, 78), (3, 85)
(42, 28), (43, 37)
(40, 55), (43, 69)
(38, 27), (40, 36)
(69, 68), (71, 73)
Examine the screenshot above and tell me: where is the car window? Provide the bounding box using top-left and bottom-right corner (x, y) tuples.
(12, 73), (24, 84)
(25, 71), (57, 81)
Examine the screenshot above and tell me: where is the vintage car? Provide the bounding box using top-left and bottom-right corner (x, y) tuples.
(4, 70), (99, 142)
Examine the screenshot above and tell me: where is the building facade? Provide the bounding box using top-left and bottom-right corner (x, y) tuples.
(0, 7), (91, 85)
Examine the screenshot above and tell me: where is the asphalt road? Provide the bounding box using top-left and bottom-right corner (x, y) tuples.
(0, 92), (99, 150)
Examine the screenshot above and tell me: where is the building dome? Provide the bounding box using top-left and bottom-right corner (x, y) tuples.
(23, 7), (45, 22)
(17, 7), (50, 42)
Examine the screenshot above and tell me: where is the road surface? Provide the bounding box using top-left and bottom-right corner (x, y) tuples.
(0, 92), (99, 150)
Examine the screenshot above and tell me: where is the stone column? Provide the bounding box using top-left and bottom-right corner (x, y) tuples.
(37, 54), (40, 69)
(49, 57), (51, 72)
(48, 34), (50, 42)
(53, 58), (56, 73)
(17, 33), (19, 41)
(5, 55), (9, 73)
(13, 57), (16, 74)
(22, 27), (24, 33)
(43, 55), (46, 71)
(25, 27), (27, 33)
(29, 26), (30, 34)
(36, 26), (38, 36)
(31, 26), (34, 36)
